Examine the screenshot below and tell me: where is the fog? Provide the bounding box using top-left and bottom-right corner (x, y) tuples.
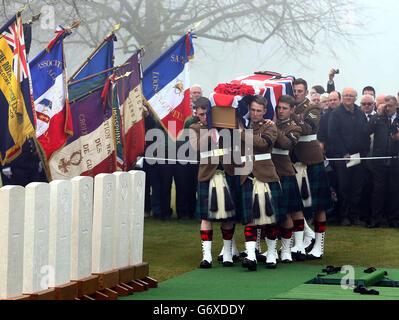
(188, 0), (399, 98)
(22, 0), (399, 99)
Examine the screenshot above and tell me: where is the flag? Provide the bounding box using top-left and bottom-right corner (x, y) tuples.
(29, 27), (73, 163)
(115, 50), (145, 170)
(69, 34), (116, 90)
(230, 72), (295, 120)
(142, 33), (195, 140)
(209, 73), (295, 128)
(48, 87), (116, 179)
(104, 75), (124, 171)
(0, 13), (36, 165)
(49, 33), (117, 179)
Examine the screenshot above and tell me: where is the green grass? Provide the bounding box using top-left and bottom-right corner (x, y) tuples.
(143, 217), (399, 283)
(142, 181), (399, 282)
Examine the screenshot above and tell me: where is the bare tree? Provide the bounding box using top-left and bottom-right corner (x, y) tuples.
(1, 0), (365, 67)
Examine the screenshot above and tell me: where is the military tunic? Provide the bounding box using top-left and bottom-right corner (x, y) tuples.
(238, 120), (286, 225)
(189, 122), (237, 221)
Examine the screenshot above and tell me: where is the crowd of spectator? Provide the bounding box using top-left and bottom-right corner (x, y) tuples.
(2, 70), (399, 231)
(141, 70), (399, 230)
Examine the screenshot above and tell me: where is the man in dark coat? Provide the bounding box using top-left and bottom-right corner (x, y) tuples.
(365, 95), (399, 228)
(328, 88), (370, 226)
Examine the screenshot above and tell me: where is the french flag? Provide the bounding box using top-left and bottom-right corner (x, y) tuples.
(142, 33), (195, 140)
(30, 27), (73, 162)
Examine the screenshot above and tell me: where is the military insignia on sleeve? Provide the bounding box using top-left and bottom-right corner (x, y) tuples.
(309, 113), (317, 119)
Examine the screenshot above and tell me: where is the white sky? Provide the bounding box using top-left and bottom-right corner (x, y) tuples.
(189, 1), (399, 99)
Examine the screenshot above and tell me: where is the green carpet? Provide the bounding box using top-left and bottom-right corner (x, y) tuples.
(120, 264), (322, 300)
(120, 264), (399, 300)
(274, 284), (399, 300)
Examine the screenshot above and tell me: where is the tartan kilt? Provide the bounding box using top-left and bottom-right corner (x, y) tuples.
(239, 178), (287, 225)
(280, 175), (304, 213)
(195, 174), (239, 222)
(307, 162), (333, 212)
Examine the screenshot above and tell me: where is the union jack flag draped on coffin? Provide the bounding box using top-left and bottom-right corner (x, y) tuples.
(29, 26), (73, 163)
(0, 12), (37, 165)
(208, 72), (295, 130)
(142, 33), (195, 140)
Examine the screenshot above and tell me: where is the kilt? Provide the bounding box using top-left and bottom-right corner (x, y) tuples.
(239, 177), (287, 225)
(307, 162), (333, 212)
(280, 175), (304, 214)
(195, 173), (238, 222)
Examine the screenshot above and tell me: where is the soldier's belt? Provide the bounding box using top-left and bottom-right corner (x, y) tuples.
(272, 148), (289, 156)
(298, 134), (317, 142)
(241, 153), (271, 162)
(200, 148), (230, 159)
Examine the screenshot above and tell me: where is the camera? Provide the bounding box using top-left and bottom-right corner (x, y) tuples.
(333, 69), (340, 75)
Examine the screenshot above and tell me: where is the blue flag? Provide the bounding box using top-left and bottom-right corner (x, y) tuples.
(69, 34), (116, 90)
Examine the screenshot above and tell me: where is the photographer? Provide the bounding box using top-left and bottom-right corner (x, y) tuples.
(327, 68), (339, 94)
(365, 95), (399, 228)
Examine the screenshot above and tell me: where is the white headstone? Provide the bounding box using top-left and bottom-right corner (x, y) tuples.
(70, 176), (93, 281)
(0, 186), (25, 299)
(23, 182), (50, 294)
(113, 172), (131, 269)
(128, 170), (145, 266)
(48, 180), (73, 287)
(92, 174), (116, 273)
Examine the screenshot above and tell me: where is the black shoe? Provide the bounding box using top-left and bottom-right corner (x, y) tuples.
(307, 253), (323, 260)
(292, 251), (306, 261)
(223, 261), (234, 267)
(266, 262), (277, 269)
(340, 218), (351, 226)
(242, 258), (257, 271)
(305, 238), (316, 253)
(200, 260), (212, 269)
(257, 253), (266, 263)
(218, 253), (240, 262)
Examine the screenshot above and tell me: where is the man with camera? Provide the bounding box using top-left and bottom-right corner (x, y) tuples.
(365, 95), (399, 228)
(326, 68), (339, 94)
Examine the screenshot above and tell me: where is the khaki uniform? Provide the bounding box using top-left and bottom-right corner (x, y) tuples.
(189, 122), (234, 181)
(239, 120), (279, 185)
(292, 98), (324, 165)
(272, 119), (302, 177)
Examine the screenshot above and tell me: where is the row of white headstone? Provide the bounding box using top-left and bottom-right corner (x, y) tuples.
(0, 170), (145, 299)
